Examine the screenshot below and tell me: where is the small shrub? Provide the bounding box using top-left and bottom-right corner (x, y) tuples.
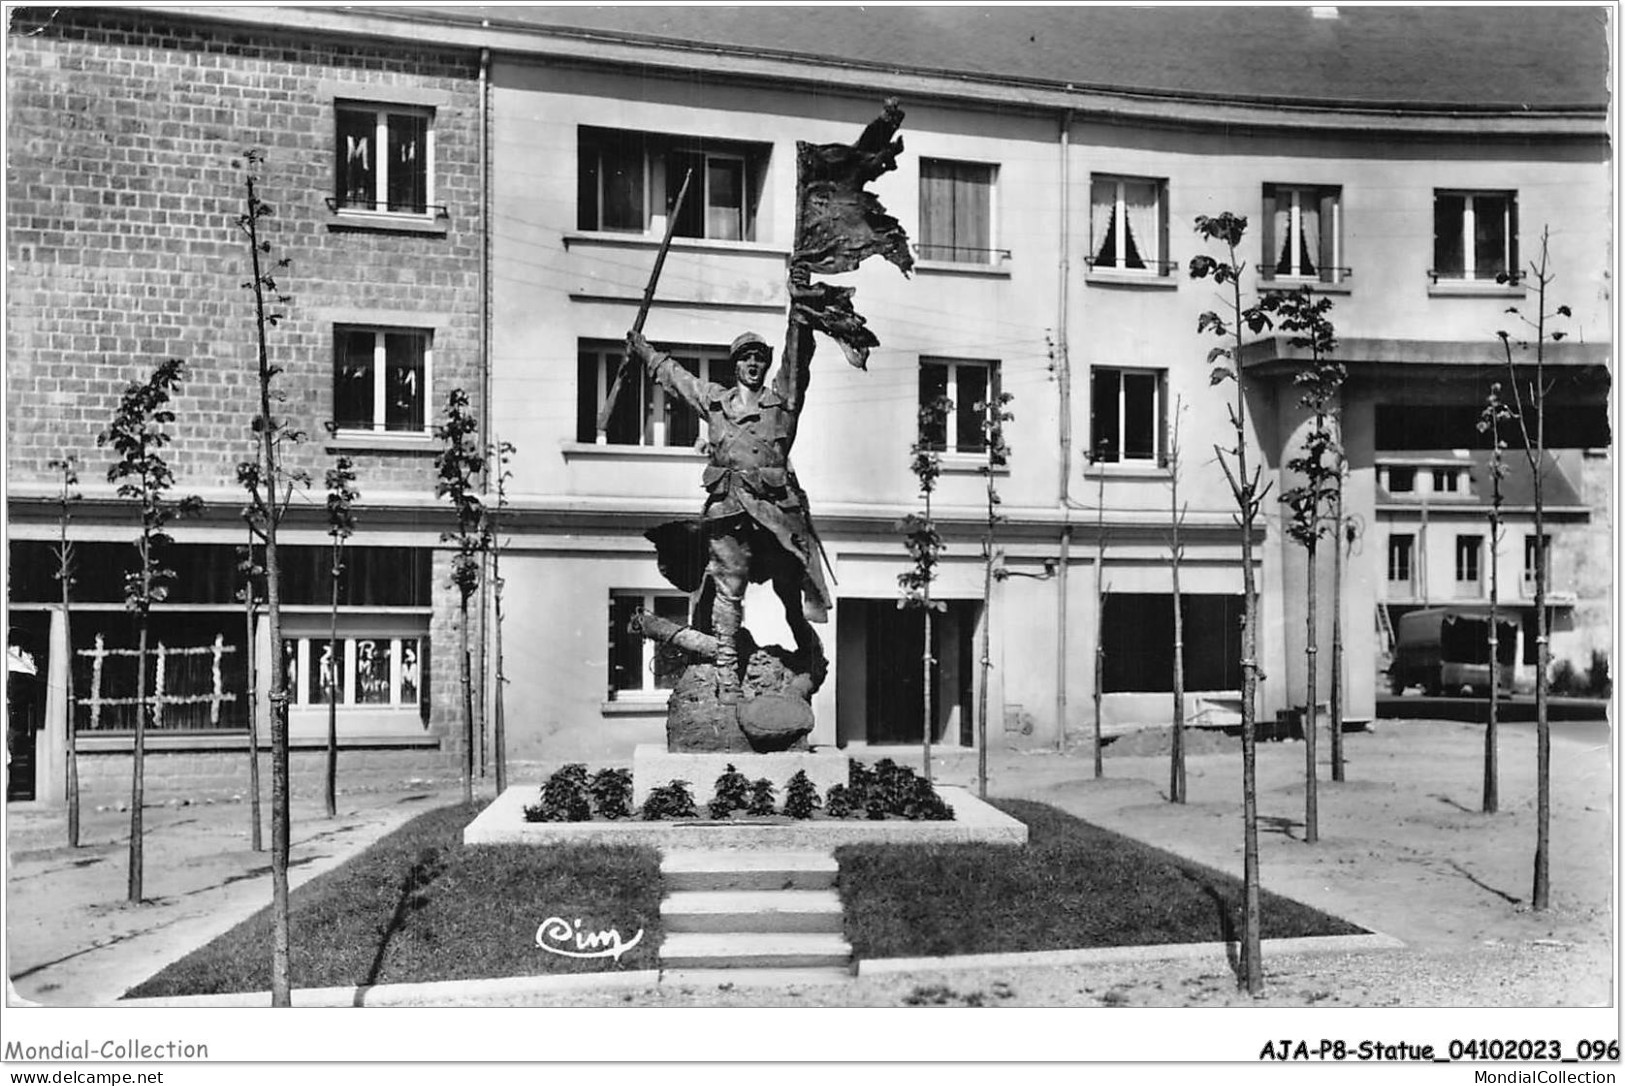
(783, 770), (821, 820)
(847, 759), (877, 808)
(589, 767), (633, 820)
(1550, 658), (1581, 696)
(523, 763), (591, 822)
(824, 783), (855, 819)
(747, 778), (777, 817)
(829, 759), (957, 821)
(907, 776), (955, 821)
(1587, 650), (1612, 698)
(641, 780), (697, 820)
(708, 764), (751, 819)
(873, 758), (919, 812)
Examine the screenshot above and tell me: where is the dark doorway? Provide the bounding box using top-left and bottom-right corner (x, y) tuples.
(841, 598), (977, 745)
(7, 615), (50, 802)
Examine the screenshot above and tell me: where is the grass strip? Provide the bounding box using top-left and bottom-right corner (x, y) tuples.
(125, 801), (662, 998)
(836, 798), (1366, 959)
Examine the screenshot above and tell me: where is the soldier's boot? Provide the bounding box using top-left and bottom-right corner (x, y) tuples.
(712, 588), (745, 708)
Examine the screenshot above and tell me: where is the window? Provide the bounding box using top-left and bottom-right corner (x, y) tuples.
(609, 591), (690, 698)
(1089, 367), (1167, 465)
(1455, 535), (1483, 591)
(282, 636), (422, 710)
(1089, 175), (1169, 274)
(1102, 594), (1243, 692)
(334, 327), (430, 434)
(918, 158), (996, 264)
(335, 103), (433, 214)
(578, 127), (764, 241)
(69, 614), (248, 732)
(1387, 534), (1415, 587)
(919, 358), (1000, 454)
(1523, 533), (1551, 590)
(1432, 468), (1461, 494)
(1434, 190), (1518, 282)
(8, 541), (432, 607)
(1262, 184), (1342, 283)
(576, 341), (734, 447)
(1386, 466), (1417, 494)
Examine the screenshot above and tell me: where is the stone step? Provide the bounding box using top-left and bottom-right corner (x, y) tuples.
(659, 849), (839, 891)
(661, 890), (845, 934)
(659, 932), (852, 971)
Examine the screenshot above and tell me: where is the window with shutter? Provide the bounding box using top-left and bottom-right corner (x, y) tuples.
(919, 159), (997, 264)
(1261, 184), (1343, 283)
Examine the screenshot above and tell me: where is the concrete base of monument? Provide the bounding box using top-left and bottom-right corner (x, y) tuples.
(631, 744), (847, 807)
(462, 781), (1029, 850)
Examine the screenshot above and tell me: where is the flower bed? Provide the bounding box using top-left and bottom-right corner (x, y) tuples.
(522, 758), (955, 824)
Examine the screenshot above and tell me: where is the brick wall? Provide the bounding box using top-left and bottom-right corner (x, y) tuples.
(7, 8), (493, 775)
(428, 547), (487, 775)
(71, 747), (462, 806)
(6, 8), (484, 495)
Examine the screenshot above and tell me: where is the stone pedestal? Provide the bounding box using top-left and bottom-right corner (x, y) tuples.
(632, 743), (848, 808)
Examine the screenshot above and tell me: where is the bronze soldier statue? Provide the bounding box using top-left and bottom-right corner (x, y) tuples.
(625, 303), (830, 706)
(615, 100), (913, 744)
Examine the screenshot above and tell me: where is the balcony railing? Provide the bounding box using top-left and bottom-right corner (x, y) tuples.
(915, 243), (1012, 265)
(1084, 255), (1179, 276)
(1427, 267), (1523, 285)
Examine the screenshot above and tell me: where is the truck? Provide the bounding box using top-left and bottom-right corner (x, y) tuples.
(1390, 607), (1518, 697)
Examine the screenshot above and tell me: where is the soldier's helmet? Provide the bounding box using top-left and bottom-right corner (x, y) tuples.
(730, 332), (773, 362)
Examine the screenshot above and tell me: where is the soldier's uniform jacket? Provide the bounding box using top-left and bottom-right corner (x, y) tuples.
(647, 339), (832, 621)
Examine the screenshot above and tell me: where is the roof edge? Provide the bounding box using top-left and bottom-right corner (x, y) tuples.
(128, 5), (1610, 138)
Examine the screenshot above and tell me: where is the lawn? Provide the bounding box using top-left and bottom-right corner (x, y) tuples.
(835, 798), (1366, 959)
(125, 802), (664, 998)
(126, 797), (1364, 998)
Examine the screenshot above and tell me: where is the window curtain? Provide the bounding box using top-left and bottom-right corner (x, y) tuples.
(1123, 180), (1158, 269)
(1274, 191), (1322, 276)
(706, 158), (744, 241)
(1298, 200), (1321, 276)
(920, 161), (955, 260)
(1273, 198), (1293, 274)
(952, 165), (991, 262)
(1089, 179), (1116, 264)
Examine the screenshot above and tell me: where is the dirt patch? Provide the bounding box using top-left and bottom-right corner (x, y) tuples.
(1104, 726), (1242, 759)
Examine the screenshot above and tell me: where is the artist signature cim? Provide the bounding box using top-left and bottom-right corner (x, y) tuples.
(534, 916), (644, 961)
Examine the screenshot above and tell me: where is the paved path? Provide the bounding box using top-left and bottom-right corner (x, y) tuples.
(6, 789), (448, 1005)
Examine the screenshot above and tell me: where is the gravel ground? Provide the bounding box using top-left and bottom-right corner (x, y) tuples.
(460, 942), (1602, 1009)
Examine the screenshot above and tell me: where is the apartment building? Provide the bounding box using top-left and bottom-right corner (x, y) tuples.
(6, 6), (1611, 797)
(5, 6), (486, 799)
